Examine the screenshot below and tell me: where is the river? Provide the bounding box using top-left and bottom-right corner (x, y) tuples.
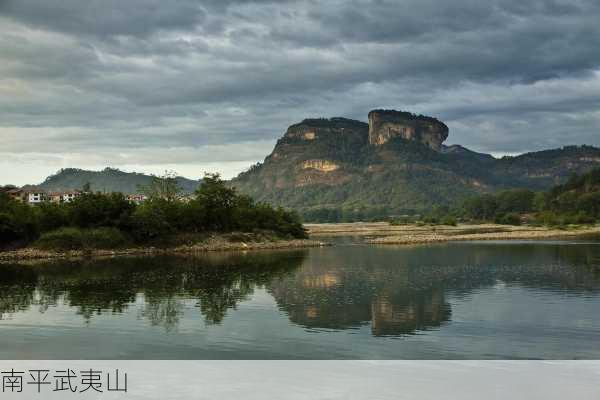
(1, 239), (599, 359)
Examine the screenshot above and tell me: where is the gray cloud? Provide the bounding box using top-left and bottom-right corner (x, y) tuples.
(0, 0), (599, 185)
(0, 0), (206, 37)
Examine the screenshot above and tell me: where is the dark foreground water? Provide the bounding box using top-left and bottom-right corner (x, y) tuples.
(1, 240), (600, 359)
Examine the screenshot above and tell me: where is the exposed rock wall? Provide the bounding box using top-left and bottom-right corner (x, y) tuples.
(368, 110), (449, 151)
(302, 159), (340, 172)
(283, 117), (369, 142)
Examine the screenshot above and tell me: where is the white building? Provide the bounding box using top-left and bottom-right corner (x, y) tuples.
(60, 191), (80, 203)
(27, 190), (48, 204)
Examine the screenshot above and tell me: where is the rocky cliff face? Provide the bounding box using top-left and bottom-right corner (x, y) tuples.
(282, 117), (368, 142)
(231, 109), (600, 220)
(302, 160), (340, 172)
(368, 110), (449, 151)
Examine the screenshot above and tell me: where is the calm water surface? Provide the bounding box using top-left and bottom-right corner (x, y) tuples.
(1, 239), (600, 359)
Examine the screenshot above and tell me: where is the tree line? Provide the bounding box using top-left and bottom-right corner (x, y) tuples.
(0, 173), (306, 250)
(418, 168), (600, 226)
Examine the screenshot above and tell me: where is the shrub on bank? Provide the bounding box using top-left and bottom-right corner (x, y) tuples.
(130, 200), (175, 242)
(35, 227), (129, 250)
(440, 216), (457, 226)
(494, 213), (521, 226)
(82, 227), (130, 249)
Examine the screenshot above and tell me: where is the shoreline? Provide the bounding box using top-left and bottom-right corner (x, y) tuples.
(307, 222), (600, 245)
(367, 228), (600, 245)
(3, 223), (599, 262)
(0, 238), (327, 263)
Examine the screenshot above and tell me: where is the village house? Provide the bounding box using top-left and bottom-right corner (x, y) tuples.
(49, 191), (81, 203)
(60, 191), (80, 203)
(178, 194), (196, 203)
(6, 188), (26, 203)
(126, 194), (147, 204)
(4, 188), (81, 205)
(25, 190), (48, 204)
(49, 192), (62, 203)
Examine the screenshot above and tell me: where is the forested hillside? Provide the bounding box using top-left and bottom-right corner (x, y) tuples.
(33, 168), (200, 194)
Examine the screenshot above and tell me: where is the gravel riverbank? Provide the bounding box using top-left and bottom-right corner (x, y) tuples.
(0, 238), (327, 262)
(306, 222), (600, 245)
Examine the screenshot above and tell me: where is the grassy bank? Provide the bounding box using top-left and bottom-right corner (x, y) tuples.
(0, 231), (327, 262)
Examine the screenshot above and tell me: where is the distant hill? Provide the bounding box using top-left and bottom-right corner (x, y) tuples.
(231, 109), (600, 221)
(29, 168), (201, 194)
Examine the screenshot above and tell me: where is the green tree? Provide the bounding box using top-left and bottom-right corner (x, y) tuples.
(131, 201), (174, 241)
(138, 170), (183, 202)
(36, 202), (69, 232)
(68, 192), (135, 230)
(192, 173), (238, 231)
(0, 193), (39, 245)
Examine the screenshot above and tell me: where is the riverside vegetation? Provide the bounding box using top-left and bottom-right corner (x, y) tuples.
(0, 173), (307, 253)
(392, 168), (600, 228)
(306, 168), (600, 246)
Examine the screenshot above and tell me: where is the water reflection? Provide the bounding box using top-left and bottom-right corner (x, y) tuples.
(0, 252), (306, 329)
(1, 241), (599, 340)
(268, 263), (451, 336)
(269, 242), (600, 336)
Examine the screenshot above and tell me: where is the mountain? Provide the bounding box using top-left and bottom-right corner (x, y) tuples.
(231, 109), (600, 220)
(30, 168), (201, 194)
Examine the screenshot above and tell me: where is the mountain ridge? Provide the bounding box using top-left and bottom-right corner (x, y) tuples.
(10, 109), (600, 221)
(231, 109), (600, 220)
(25, 167), (201, 194)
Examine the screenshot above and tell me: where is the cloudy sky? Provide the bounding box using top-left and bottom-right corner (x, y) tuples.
(1, 0), (600, 185)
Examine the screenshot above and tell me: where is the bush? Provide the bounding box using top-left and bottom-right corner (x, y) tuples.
(68, 192), (135, 230)
(130, 201), (174, 242)
(36, 202), (69, 232)
(35, 227), (129, 250)
(81, 227), (129, 249)
(494, 213), (521, 226)
(422, 215), (439, 224)
(571, 212), (596, 225)
(440, 216), (457, 226)
(0, 195), (39, 244)
(35, 227), (84, 250)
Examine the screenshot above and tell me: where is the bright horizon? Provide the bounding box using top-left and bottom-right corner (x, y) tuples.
(0, 141), (566, 187)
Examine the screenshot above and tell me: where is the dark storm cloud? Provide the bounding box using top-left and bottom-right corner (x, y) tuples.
(0, 0), (206, 37)
(1, 0), (599, 185)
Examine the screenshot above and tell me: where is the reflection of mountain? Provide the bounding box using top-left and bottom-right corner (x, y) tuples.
(268, 263), (451, 336)
(0, 251), (306, 329)
(268, 243), (600, 337)
(370, 289), (447, 336)
(2, 242), (599, 338)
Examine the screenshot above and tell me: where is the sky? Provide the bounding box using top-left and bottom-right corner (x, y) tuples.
(1, 0), (600, 186)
